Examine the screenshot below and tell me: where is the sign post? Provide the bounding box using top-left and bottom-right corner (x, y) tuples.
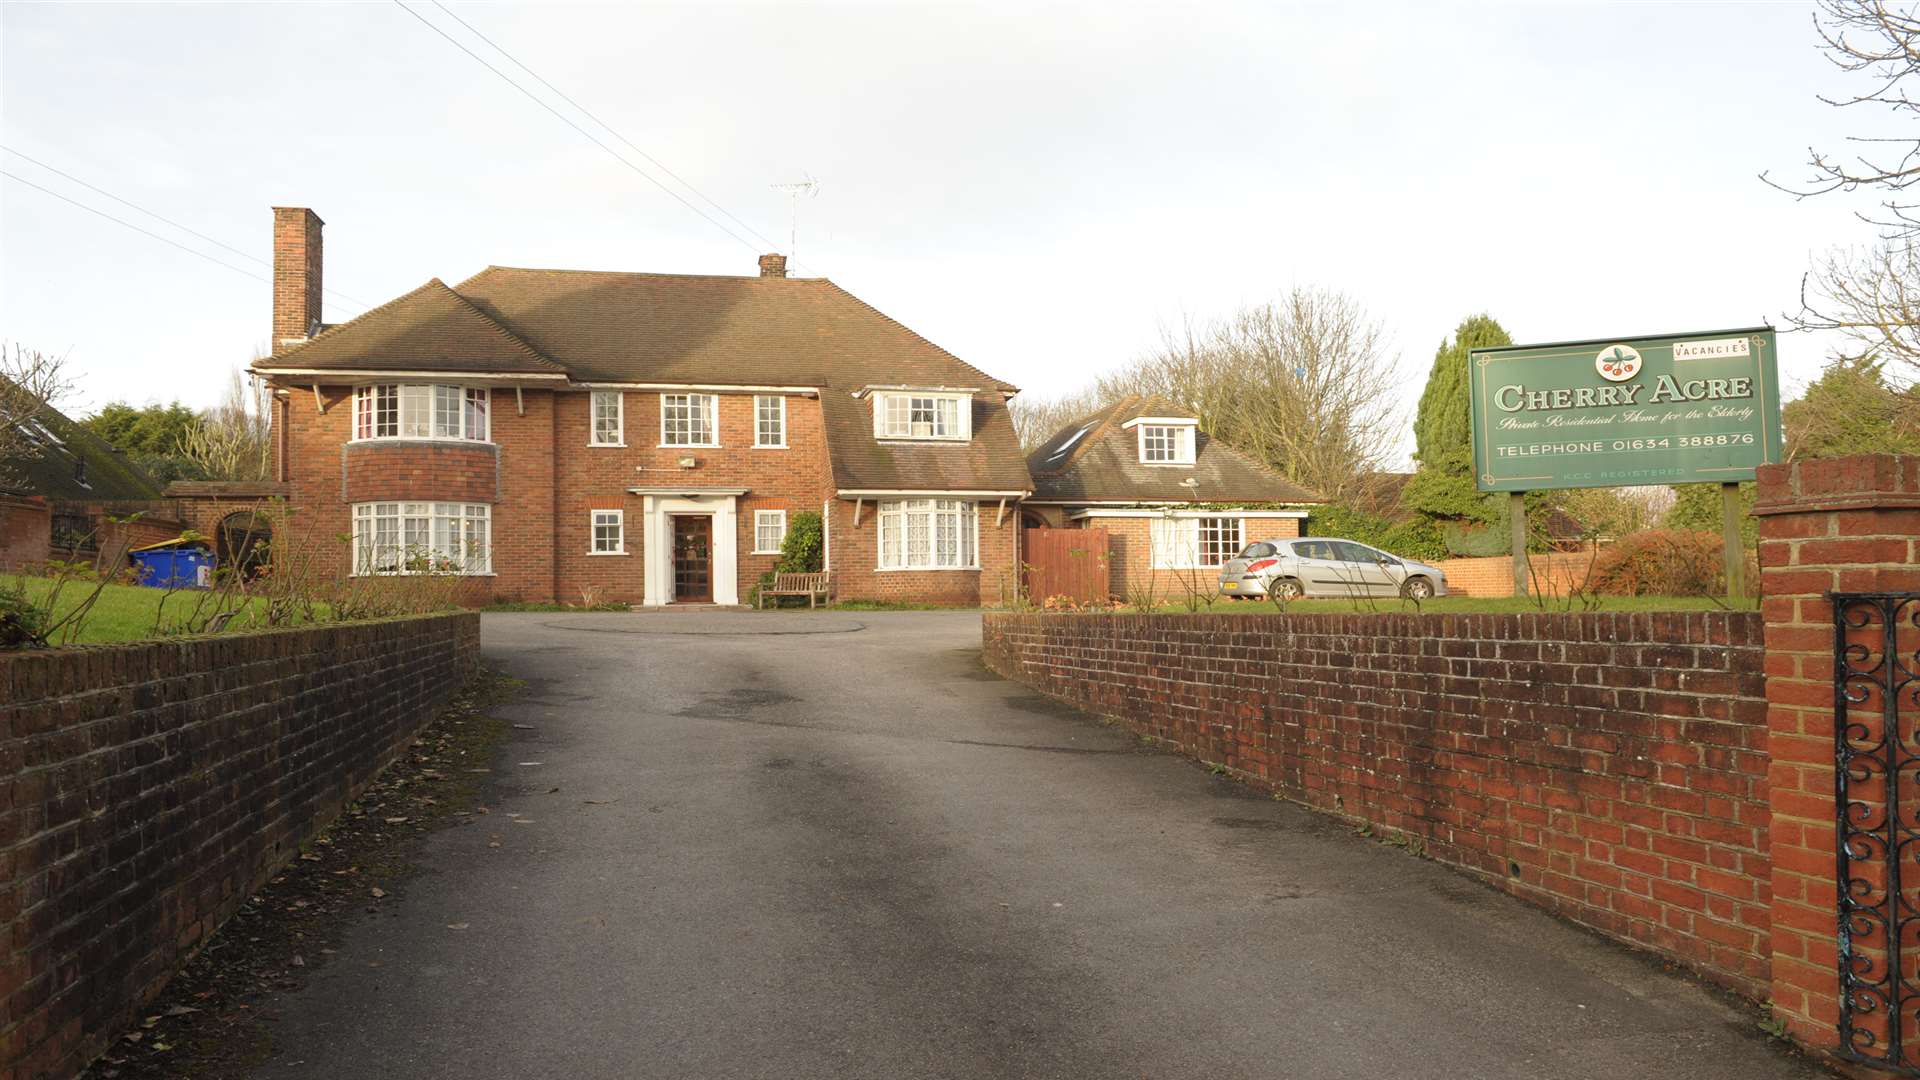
(1469, 328), (1781, 598)
(1510, 492), (1528, 597)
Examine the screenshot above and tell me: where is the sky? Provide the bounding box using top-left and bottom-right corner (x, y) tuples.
(0, 0), (1890, 464)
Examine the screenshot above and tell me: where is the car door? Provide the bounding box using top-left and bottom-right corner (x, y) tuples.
(1289, 540), (1348, 596)
(1335, 542), (1399, 596)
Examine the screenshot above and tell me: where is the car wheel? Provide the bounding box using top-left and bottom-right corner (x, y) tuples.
(1402, 576), (1435, 600)
(1269, 577), (1304, 601)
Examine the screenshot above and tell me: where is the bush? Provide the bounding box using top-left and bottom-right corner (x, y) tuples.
(0, 581), (49, 649)
(1304, 505), (1448, 561)
(777, 511), (824, 574)
(1586, 529), (1729, 596)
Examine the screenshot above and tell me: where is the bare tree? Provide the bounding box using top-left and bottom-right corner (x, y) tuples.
(1009, 385), (1109, 451)
(1110, 288), (1401, 502)
(1769, 1), (1920, 380)
(179, 367), (272, 481)
(0, 343), (76, 488)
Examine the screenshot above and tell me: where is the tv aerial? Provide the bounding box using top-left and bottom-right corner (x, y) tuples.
(770, 172), (819, 265)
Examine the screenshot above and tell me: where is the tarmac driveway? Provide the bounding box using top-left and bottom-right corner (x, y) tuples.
(251, 610), (1823, 1080)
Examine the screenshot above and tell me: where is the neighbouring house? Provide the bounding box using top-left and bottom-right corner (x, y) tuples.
(248, 207), (1032, 606)
(1023, 396), (1322, 600)
(0, 382), (180, 571)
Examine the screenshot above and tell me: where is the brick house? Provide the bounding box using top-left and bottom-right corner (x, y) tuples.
(1023, 396), (1321, 599)
(250, 207), (1031, 606)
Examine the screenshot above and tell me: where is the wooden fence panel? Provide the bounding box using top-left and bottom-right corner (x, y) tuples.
(1024, 527), (1110, 602)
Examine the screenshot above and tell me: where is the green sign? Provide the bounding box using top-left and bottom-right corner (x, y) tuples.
(1469, 327), (1782, 492)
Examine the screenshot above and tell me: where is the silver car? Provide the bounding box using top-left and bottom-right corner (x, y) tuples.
(1218, 538), (1449, 600)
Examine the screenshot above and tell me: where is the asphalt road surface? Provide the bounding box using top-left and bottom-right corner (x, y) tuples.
(251, 611), (1825, 1080)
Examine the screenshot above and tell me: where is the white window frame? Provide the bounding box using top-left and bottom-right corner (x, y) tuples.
(1138, 424), (1195, 465)
(875, 499), (978, 570)
(589, 509), (625, 554)
(661, 393), (719, 447)
(753, 509), (788, 554)
(754, 395), (787, 448)
(1150, 515), (1242, 569)
(873, 392), (971, 442)
(351, 502), (492, 575)
(589, 391), (625, 447)
(353, 384), (491, 443)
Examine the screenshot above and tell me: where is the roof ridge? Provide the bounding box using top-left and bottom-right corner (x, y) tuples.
(818, 279), (1018, 395)
(265, 278), (447, 364)
(1025, 395), (1133, 479)
(455, 264), (826, 288)
(260, 278), (567, 374)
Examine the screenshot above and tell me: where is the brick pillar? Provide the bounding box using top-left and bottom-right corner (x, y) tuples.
(1753, 454), (1920, 1053)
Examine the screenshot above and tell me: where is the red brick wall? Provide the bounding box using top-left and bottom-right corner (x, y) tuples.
(1435, 551), (1597, 598)
(550, 390), (830, 605)
(343, 442), (499, 504)
(983, 610), (1772, 995)
(0, 612), (480, 1080)
(1752, 454), (1920, 1053)
(1097, 515), (1302, 603)
(0, 496), (49, 573)
(827, 496), (1020, 606)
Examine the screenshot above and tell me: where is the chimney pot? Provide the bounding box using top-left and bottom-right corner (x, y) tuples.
(758, 253), (788, 278)
(272, 207), (325, 348)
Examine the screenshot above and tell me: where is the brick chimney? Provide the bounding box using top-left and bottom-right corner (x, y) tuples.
(758, 253), (788, 278)
(272, 207), (325, 346)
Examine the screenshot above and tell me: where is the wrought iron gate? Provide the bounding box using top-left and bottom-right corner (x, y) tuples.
(1835, 591), (1920, 1073)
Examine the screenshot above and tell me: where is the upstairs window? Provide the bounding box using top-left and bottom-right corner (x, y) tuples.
(755, 395), (786, 447)
(590, 391), (624, 446)
(1138, 424), (1194, 464)
(874, 392), (969, 441)
(354, 384), (488, 442)
(662, 393), (717, 446)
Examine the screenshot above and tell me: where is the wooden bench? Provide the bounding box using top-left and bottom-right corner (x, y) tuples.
(759, 572), (831, 608)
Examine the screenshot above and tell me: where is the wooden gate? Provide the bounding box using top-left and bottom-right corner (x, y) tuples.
(1024, 528), (1110, 603)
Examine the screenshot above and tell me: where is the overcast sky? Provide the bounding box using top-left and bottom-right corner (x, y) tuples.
(0, 0), (1887, 461)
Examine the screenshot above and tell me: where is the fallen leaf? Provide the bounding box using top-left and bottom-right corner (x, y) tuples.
(299, 853), (322, 862)
(517, 762), (544, 766)
(370, 887), (386, 899)
(164, 1005), (200, 1017)
(447, 922), (469, 930)
(546, 786), (561, 794)
(384, 817), (409, 825)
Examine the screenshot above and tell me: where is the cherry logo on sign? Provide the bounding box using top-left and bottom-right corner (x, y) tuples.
(1595, 345), (1642, 382)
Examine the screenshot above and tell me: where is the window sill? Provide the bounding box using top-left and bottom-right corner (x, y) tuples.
(874, 438), (970, 445)
(658, 443), (721, 449)
(752, 444), (789, 450)
(586, 550), (629, 556)
(347, 437), (495, 447)
(588, 442), (628, 449)
(874, 565), (980, 572)
(750, 549), (783, 556)
(1139, 461), (1196, 468)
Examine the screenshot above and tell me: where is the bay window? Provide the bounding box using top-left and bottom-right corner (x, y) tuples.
(1150, 516), (1242, 569)
(352, 502), (492, 575)
(876, 499), (977, 570)
(662, 393), (717, 446)
(354, 384), (489, 442)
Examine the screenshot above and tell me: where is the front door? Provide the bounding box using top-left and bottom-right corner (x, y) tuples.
(671, 515), (713, 602)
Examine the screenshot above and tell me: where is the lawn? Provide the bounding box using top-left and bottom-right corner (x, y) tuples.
(1133, 593), (1758, 615)
(12, 575), (317, 644)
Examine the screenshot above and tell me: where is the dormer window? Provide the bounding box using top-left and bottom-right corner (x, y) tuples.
(1137, 423), (1195, 465)
(873, 391), (971, 441)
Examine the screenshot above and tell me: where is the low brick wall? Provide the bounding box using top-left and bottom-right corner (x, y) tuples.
(1434, 551), (1596, 597)
(983, 610), (1771, 996)
(0, 612), (482, 1079)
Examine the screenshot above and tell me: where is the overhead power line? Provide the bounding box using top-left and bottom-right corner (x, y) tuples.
(0, 145), (372, 312)
(426, 0), (784, 256)
(2, 169), (272, 285)
(393, 0), (765, 255)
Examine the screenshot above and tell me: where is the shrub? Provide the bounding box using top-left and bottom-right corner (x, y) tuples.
(0, 581), (49, 649)
(1304, 505), (1448, 561)
(777, 511), (824, 574)
(1586, 529), (1727, 596)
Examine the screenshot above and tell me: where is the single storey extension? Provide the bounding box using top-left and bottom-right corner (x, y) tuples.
(250, 207), (1031, 606)
(1023, 396), (1322, 600)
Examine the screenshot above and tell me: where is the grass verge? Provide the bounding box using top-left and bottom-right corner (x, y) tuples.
(14, 576), (329, 644)
(78, 666), (522, 1080)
